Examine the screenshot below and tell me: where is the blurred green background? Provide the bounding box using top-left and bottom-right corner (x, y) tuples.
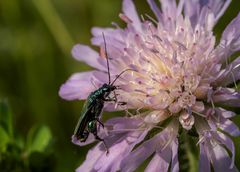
(0, 0), (239, 171)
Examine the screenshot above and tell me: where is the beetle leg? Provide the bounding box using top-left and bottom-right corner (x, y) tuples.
(113, 91), (118, 102)
(95, 118), (104, 128)
(94, 134), (109, 155)
(115, 85), (121, 89)
(79, 130), (89, 142)
(103, 97), (116, 101)
(104, 97), (127, 105)
(91, 122), (109, 154)
(117, 101), (127, 105)
(108, 92), (127, 106)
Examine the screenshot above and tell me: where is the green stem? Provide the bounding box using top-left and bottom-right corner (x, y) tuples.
(31, 0), (74, 55)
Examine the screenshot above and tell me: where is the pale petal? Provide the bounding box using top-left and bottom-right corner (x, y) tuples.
(177, 0), (185, 17)
(214, 0), (232, 22)
(91, 27), (125, 44)
(210, 108), (240, 136)
(211, 144), (238, 172)
(105, 117), (142, 131)
(184, 0), (231, 28)
(147, 0), (163, 22)
(76, 143), (104, 172)
(192, 101), (205, 112)
(171, 139), (179, 172)
(160, 0), (177, 19)
(219, 118), (240, 137)
(200, 0), (232, 23)
(59, 71), (96, 100)
(145, 148), (171, 172)
(212, 88), (240, 107)
(216, 108), (236, 118)
(94, 130), (148, 172)
(91, 35), (125, 52)
(120, 132), (163, 172)
(216, 132), (236, 168)
(199, 143), (211, 172)
(215, 56), (240, 86)
(198, 6), (215, 30)
(75, 117), (148, 172)
(72, 44), (106, 70)
(183, 0), (200, 27)
(219, 12), (240, 57)
(122, 0), (142, 31)
(91, 27), (119, 38)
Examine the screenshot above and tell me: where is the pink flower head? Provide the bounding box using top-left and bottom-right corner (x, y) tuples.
(59, 0), (240, 171)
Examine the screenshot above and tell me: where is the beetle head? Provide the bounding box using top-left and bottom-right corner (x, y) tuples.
(102, 83), (117, 92)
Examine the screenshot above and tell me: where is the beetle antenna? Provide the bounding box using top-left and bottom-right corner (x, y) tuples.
(110, 69), (135, 86)
(102, 32), (111, 84)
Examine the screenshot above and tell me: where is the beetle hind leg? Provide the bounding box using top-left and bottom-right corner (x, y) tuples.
(89, 121), (109, 154)
(94, 134), (109, 154)
(95, 118), (104, 129)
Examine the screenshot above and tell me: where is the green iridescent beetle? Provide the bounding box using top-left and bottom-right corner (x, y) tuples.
(73, 34), (132, 152)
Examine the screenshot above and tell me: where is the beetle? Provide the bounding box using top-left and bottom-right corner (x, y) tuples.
(73, 33), (132, 152)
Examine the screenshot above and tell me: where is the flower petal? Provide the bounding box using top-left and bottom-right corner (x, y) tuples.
(76, 143), (104, 172)
(220, 118), (240, 137)
(199, 143), (211, 172)
(211, 144), (238, 172)
(122, 0), (142, 31)
(59, 71), (96, 100)
(72, 44), (106, 70)
(105, 117), (142, 131)
(91, 27), (125, 42)
(75, 117), (148, 172)
(171, 138), (179, 172)
(209, 108), (240, 136)
(91, 34), (125, 52)
(120, 133), (162, 172)
(145, 148), (171, 172)
(200, 0), (232, 23)
(216, 132), (236, 168)
(184, 0), (231, 28)
(183, 0), (200, 27)
(212, 88), (240, 107)
(160, 0), (177, 19)
(216, 108), (236, 118)
(94, 130), (148, 172)
(59, 71), (107, 100)
(219, 12), (240, 57)
(120, 125), (177, 172)
(147, 0), (163, 22)
(215, 56), (240, 86)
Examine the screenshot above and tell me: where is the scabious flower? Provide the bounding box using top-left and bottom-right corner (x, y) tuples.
(59, 0), (240, 171)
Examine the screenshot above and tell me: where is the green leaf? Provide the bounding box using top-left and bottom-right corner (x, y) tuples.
(27, 125), (52, 154)
(0, 99), (13, 138)
(0, 126), (10, 152)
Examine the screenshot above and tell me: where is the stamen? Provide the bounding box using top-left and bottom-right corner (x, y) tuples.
(144, 13), (158, 25)
(119, 13), (133, 23)
(231, 71), (238, 89)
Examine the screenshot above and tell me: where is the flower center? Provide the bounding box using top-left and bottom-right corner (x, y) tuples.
(115, 19), (216, 130)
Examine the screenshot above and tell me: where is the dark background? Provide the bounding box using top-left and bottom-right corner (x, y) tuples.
(0, 0), (239, 171)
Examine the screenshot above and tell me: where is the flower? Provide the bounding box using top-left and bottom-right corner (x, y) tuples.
(59, 0), (240, 171)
